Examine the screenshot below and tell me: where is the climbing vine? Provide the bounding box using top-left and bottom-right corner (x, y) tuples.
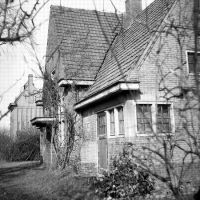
(42, 73), (83, 171)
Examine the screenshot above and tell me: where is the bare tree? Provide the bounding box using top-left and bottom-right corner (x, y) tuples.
(89, 0), (200, 199)
(39, 0), (199, 199)
(0, 0), (49, 45)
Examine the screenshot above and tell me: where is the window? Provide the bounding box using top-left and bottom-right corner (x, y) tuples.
(137, 104), (152, 133)
(97, 112), (107, 137)
(187, 52), (200, 73)
(109, 109), (115, 136)
(118, 107), (124, 135)
(157, 104), (171, 133)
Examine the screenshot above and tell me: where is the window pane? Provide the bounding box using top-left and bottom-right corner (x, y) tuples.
(188, 52), (200, 73)
(118, 107), (124, 135)
(118, 107), (123, 120)
(137, 104), (152, 133)
(157, 104), (171, 133)
(98, 112), (106, 136)
(110, 109), (115, 136)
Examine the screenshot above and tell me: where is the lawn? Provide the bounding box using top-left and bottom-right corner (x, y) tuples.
(0, 161), (197, 200)
(0, 161), (97, 200)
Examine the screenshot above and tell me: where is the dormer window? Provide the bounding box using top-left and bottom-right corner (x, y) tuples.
(187, 51), (200, 73)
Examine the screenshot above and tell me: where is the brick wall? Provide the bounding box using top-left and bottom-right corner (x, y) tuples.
(75, 1), (200, 187)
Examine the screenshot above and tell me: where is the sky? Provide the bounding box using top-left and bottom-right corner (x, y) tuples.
(0, 0), (154, 129)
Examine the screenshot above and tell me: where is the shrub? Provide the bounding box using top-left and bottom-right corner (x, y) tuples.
(0, 128), (41, 162)
(10, 128), (41, 161)
(0, 129), (13, 161)
(93, 149), (155, 199)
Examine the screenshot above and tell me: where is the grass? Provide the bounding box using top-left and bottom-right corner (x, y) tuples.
(0, 161), (197, 200)
(0, 161), (98, 200)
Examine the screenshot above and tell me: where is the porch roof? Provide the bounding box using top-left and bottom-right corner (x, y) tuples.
(74, 81), (140, 110)
(31, 117), (56, 128)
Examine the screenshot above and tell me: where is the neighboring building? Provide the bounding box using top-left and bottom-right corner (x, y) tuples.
(33, 0), (200, 183)
(8, 74), (43, 139)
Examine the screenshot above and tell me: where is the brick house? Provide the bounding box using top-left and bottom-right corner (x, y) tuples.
(8, 74), (43, 140)
(74, 0), (200, 176)
(31, 5), (121, 167)
(33, 0), (200, 180)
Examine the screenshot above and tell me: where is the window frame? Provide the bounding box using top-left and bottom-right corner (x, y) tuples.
(186, 50), (200, 74)
(109, 109), (115, 136)
(136, 104), (153, 134)
(135, 102), (175, 136)
(97, 112), (107, 138)
(117, 106), (125, 135)
(96, 104), (125, 138)
(156, 104), (171, 133)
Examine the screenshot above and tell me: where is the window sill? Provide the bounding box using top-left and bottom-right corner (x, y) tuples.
(136, 132), (174, 137)
(108, 135), (125, 138)
(188, 73), (200, 77)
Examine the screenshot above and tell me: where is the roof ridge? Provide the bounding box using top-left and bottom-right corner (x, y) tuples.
(50, 5), (121, 15)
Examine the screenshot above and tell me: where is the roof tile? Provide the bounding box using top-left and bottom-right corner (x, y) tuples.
(88, 0), (176, 95)
(46, 6), (121, 80)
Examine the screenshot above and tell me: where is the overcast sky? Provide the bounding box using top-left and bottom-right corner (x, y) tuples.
(0, 0), (154, 128)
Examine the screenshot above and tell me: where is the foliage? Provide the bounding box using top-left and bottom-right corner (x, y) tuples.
(42, 72), (59, 113)
(0, 0), (48, 44)
(0, 128), (41, 162)
(93, 149), (155, 199)
(0, 129), (13, 161)
(42, 73), (83, 170)
(10, 128), (41, 161)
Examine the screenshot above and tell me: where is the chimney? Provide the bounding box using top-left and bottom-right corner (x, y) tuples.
(124, 0), (142, 28)
(28, 74), (33, 86)
(28, 74), (33, 94)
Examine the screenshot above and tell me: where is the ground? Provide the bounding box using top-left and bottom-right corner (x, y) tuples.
(0, 161), (97, 200)
(0, 161), (196, 200)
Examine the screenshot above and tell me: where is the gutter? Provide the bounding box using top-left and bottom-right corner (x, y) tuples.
(74, 82), (140, 110)
(58, 79), (94, 87)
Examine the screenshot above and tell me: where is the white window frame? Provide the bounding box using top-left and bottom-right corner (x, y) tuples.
(156, 103), (175, 134)
(97, 111), (107, 138)
(117, 106), (125, 136)
(135, 102), (154, 136)
(186, 50), (200, 74)
(109, 108), (115, 136)
(135, 101), (175, 136)
(96, 104), (125, 139)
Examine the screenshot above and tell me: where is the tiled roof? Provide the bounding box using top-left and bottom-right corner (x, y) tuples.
(88, 0), (176, 95)
(47, 6), (122, 81)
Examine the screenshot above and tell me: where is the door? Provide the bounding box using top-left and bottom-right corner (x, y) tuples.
(97, 112), (108, 172)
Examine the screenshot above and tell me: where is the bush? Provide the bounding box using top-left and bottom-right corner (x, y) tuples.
(10, 128), (41, 161)
(93, 149), (155, 199)
(0, 129), (13, 161)
(0, 128), (41, 162)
